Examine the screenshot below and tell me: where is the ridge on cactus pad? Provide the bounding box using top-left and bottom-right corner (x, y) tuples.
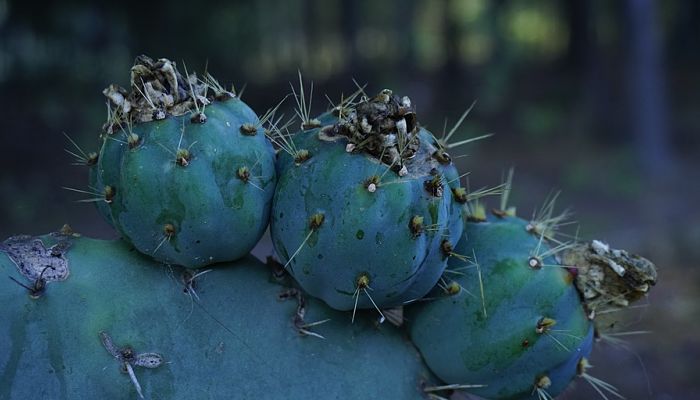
(270, 87), (465, 313)
(89, 55), (276, 268)
(0, 228), (436, 399)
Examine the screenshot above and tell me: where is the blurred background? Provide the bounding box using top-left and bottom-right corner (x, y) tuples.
(0, 0), (698, 398)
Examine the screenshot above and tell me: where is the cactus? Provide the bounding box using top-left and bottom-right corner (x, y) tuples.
(11, 63), (661, 400)
(269, 86), (464, 314)
(0, 229), (436, 399)
(87, 55), (276, 268)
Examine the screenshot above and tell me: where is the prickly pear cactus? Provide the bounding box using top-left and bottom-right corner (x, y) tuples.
(270, 88), (464, 312)
(19, 64), (660, 400)
(0, 229), (435, 399)
(407, 210), (593, 400)
(89, 55), (276, 268)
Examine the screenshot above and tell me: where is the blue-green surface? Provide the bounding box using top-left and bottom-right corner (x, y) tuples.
(271, 122), (463, 311)
(95, 98), (276, 268)
(0, 233), (435, 399)
(408, 215), (591, 400)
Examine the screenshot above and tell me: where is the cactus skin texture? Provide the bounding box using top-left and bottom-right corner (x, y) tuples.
(398, 128), (465, 303)
(94, 56), (276, 268)
(270, 91), (464, 311)
(407, 214), (591, 400)
(544, 325), (594, 397)
(0, 231), (434, 399)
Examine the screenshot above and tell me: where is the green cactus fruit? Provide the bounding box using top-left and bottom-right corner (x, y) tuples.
(407, 212), (592, 400)
(270, 89), (464, 313)
(92, 55), (276, 268)
(0, 228), (436, 399)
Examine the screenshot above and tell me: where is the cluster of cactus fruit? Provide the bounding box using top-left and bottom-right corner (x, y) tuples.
(1, 56), (658, 399)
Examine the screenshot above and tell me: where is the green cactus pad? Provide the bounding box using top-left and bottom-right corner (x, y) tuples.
(0, 231), (435, 399)
(407, 214), (591, 400)
(94, 56), (276, 268)
(270, 91), (464, 311)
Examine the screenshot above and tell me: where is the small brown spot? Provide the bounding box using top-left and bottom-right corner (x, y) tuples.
(163, 223), (176, 237)
(491, 208), (507, 218)
(87, 152), (99, 166)
(127, 133), (141, 149)
(536, 317), (556, 334)
(237, 166), (250, 182)
(191, 112), (207, 124)
(576, 357), (590, 376)
(441, 240), (453, 258)
(104, 185), (116, 203)
(535, 375), (551, 389)
(424, 172), (444, 197)
(176, 148), (191, 166)
(563, 269), (576, 285)
(452, 187), (467, 204)
(240, 123), (257, 136)
(294, 149), (311, 164)
(521, 339), (530, 348)
(356, 273), (370, 289)
(309, 213), (325, 231)
(409, 215), (424, 238)
(446, 281), (461, 295)
(432, 150), (452, 165)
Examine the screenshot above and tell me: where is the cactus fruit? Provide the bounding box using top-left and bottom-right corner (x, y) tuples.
(270, 88), (464, 313)
(90, 55), (276, 268)
(0, 229), (436, 399)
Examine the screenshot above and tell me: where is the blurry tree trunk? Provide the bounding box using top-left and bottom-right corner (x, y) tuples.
(566, 0), (611, 141)
(626, 0), (675, 256)
(396, 0), (416, 75)
(626, 0), (672, 180)
(340, 0), (359, 76)
(564, 0), (591, 68)
(255, 0), (275, 77)
(301, 0), (317, 69)
(439, 0), (466, 109)
(396, 0), (422, 103)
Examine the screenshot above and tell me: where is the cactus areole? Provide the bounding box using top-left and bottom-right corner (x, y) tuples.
(271, 90), (464, 311)
(93, 55), (276, 268)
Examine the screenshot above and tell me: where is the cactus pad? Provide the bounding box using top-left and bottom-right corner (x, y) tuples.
(93, 56), (276, 268)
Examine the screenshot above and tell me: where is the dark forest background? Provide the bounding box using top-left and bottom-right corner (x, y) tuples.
(1, 0), (698, 398)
